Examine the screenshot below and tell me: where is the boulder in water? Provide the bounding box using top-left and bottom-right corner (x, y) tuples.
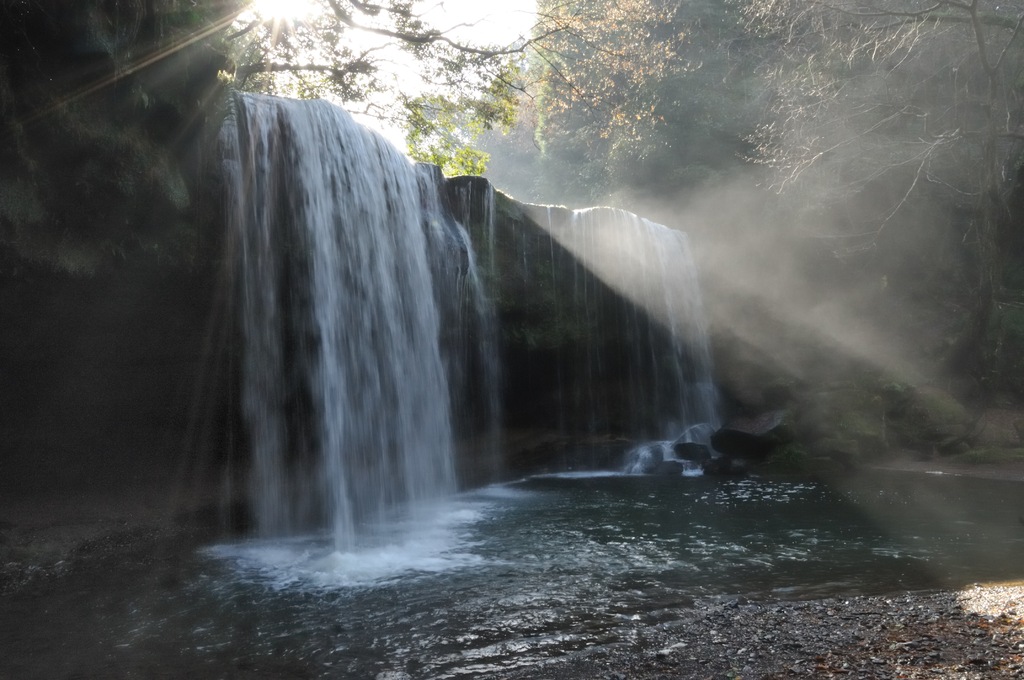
(711, 429), (775, 459)
(711, 410), (788, 460)
(673, 441), (712, 463)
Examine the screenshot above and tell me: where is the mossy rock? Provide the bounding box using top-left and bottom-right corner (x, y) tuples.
(837, 410), (887, 458)
(761, 442), (809, 472)
(880, 380), (914, 416)
(494, 190), (527, 222)
(809, 437), (861, 467)
(793, 387), (882, 443)
(893, 386), (973, 447)
(913, 387), (971, 427)
(766, 415), (798, 446)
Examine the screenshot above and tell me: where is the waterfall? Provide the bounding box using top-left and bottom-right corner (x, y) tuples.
(220, 94), (721, 535)
(535, 206), (720, 441)
(571, 208), (719, 436)
(222, 94), (495, 549)
(542, 209), (720, 474)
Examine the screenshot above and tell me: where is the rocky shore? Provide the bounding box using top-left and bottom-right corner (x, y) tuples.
(500, 585), (1024, 679)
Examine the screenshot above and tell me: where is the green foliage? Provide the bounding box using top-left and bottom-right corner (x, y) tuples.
(1003, 258), (1024, 291)
(981, 306), (1024, 397)
(838, 409), (887, 459)
(0, 180), (46, 227)
(911, 388), (971, 432)
(764, 442), (809, 472)
(404, 63), (518, 175)
(228, 0), (528, 163)
(0, 0), (232, 273)
(484, 0), (759, 205)
(872, 385), (974, 453)
(1000, 308), (1024, 338)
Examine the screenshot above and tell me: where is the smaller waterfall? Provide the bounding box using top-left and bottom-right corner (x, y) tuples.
(623, 441), (703, 476)
(537, 206), (720, 440)
(622, 423), (716, 475)
(222, 94), (498, 548)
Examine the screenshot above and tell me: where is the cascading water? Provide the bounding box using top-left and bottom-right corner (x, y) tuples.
(428, 176), (503, 487)
(560, 208), (719, 434)
(530, 207), (719, 431)
(221, 89), (720, 551)
(529, 207), (720, 471)
(221, 93), (496, 548)
(448, 183), (721, 470)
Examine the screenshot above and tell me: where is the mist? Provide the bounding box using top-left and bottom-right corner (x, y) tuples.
(4, 3), (1024, 679)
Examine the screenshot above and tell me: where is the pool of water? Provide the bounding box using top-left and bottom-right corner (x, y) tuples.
(4, 470), (1024, 678)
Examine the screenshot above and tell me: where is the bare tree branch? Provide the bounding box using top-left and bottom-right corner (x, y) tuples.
(322, 0), (533, 57)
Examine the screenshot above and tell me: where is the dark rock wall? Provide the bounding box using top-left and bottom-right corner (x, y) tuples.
(0, 256), (238, 495)
(0, 2), (238, 495)
(445, 176), (698, 442)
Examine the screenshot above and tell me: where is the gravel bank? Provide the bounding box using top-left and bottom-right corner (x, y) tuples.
(498, 585), (1024, 679)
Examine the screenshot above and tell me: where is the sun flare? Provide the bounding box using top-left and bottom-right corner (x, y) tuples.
(250, 0), (317, 21)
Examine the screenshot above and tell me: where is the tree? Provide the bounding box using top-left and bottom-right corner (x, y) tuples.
(0, 0), (554, 270)
(226, 0), (539, 170)
(485, 0), (758, 206)
(525, 0), (690, 203)
(404, 65), (518, 176)
(745, 0), (1024, 372)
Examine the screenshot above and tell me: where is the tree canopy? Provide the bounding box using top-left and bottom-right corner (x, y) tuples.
(482, 0), (760, 206)
(226, 0), (537, 173)
(746, 0), (1024, 370)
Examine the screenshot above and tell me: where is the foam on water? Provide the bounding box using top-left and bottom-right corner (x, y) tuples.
(468, 483), (538, 501)
(207, 497), (495, 589)
(526, 470), (630, 480)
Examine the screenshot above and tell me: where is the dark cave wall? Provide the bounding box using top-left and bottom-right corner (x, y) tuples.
(0, 256), (238, 494)
(0, 1), (240, 494)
